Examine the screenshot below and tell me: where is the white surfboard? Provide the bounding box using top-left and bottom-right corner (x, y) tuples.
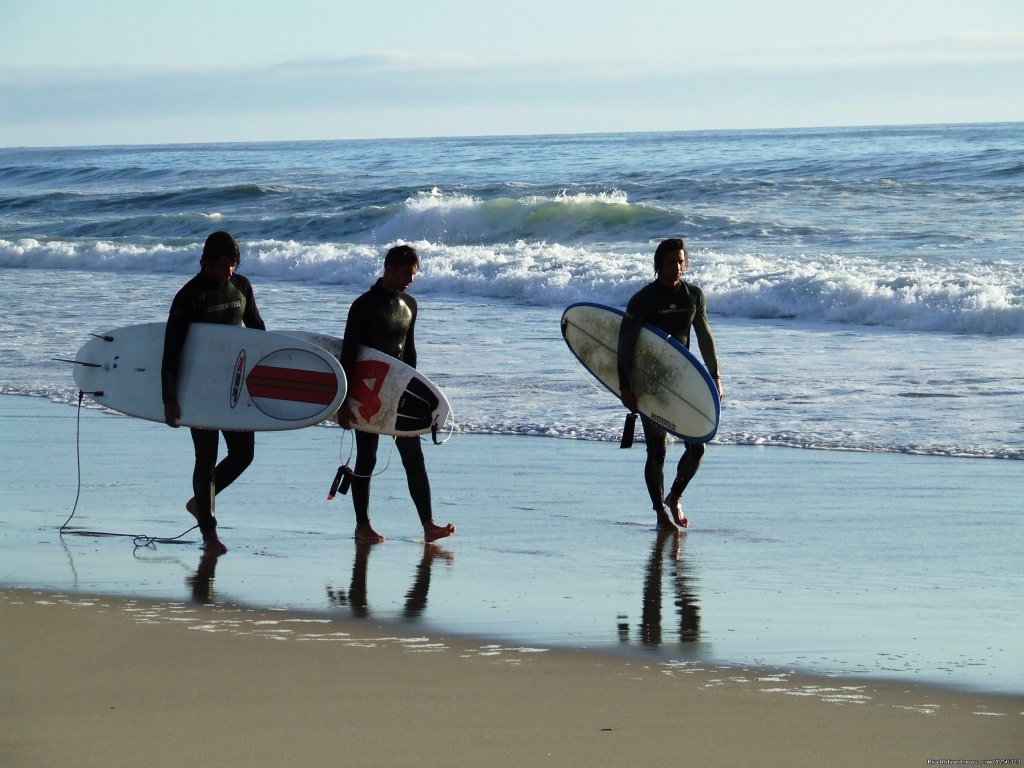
(282, 331), (451, 438)
(561, 302), (720, 442)
(73, 323), (347, 431)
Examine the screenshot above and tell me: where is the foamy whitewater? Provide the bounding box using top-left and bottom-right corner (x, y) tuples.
(1, 123), (1023, 458)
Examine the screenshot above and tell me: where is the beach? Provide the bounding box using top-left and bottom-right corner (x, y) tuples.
(2, 592), (1021, 768)
(1, 395), (1022, 766)
(2, 123), (1023, 765)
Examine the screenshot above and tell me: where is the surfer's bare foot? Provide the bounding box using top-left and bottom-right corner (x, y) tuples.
(664, 494), (688, 528)
(186, 498), (227, 552)
(354, 522), (385, 542)
(656, 509), (678, 531)
(200, 529), (227, 554)
(423, 521), (456, 542)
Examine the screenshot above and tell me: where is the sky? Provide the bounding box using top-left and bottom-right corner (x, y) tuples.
(1, 0), (1022, 147)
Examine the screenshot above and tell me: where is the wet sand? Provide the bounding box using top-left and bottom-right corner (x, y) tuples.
(2, 395), (1023, 764)
(2, 590), (1021, 768)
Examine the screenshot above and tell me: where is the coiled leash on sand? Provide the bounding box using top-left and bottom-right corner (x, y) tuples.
(60, 390), (199, 550)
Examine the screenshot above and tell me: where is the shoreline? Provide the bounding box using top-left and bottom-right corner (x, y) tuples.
(3, 588), (1021, 767)
(2, 394), (1023, 696)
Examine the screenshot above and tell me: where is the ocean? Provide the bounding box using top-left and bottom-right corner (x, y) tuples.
(2, 122), (1022, 458)
(1, 123), (1022, 694)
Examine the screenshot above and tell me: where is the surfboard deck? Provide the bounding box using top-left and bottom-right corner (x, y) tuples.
(281, 331), (451, 438)
(560, 302), (720, 442)
(73, 323), (347, 431)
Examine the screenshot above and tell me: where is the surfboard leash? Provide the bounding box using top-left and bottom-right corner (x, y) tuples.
(326, 429), (395, 501)
(59, 389), (199, 550)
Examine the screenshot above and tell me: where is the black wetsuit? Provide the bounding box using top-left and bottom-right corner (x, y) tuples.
(161, 272), (265, 531)
(341, 279), (431, 526)
(617, 279), (719, 511)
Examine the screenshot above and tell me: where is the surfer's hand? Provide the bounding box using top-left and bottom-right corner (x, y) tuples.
(620, 388), (638, 413)
(164, 402), (180, 428)
(337, 406), (356, 430)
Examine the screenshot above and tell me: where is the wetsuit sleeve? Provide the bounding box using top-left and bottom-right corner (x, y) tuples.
(691, 288), (719, 379)
(340, 296), (367, 385)
(617, 293), (648, 391)
(403, 298), (417, 369)
(161, 291), (192, 404)
(239, 276), (266, 331)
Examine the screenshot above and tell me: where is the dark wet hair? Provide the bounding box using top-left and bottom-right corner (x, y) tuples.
(201, 230), (240, 265)
(384, 244), (419, 268)
(653, 238), (686, 272)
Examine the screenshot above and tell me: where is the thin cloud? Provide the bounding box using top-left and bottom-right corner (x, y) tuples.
(725, 32), (1024, 71)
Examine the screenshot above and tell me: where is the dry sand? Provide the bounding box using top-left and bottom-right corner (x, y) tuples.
(2, 590), (1021, 768)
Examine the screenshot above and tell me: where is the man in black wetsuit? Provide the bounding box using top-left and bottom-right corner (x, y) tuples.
(338, 244), (456, 543)
(161, 230), (266, 553)
(618, 238), (723, 530)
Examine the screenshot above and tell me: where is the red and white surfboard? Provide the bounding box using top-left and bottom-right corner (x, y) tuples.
(280, 331), (451, 437)
(73, 323), (347, 431)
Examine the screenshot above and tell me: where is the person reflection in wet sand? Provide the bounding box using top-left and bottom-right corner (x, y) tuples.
(619, 529), (701, 647)
(186, 551), (221, 604)
(326, 542), (452, 621)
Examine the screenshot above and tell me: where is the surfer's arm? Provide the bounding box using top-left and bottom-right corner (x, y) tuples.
(339, 298), (365, 384)
(239, 276), (266, 330)
(616, 309), (645, 393)
(691, 294), (723, 397)
(161, 312), (189, 426)
(403, 309), (417, 369)
(617, 312), (645, 412)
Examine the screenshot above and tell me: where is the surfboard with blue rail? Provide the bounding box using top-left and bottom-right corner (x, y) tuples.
(561, 302), (720, 442)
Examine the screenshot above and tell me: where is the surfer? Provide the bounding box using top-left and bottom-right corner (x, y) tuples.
(161, 230), (266, 553)
(618, 238), (723, 529)
(337, 244), (456, 544)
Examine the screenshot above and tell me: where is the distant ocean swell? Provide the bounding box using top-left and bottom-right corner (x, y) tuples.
(6, 180), (1012, 255)
(2, 235), (1021, 336)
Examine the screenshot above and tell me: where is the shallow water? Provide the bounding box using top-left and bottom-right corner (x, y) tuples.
(2, 396), (1021, 694)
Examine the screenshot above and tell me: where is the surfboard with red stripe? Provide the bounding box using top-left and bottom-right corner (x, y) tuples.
(280, 330), (451, 437)
(73, 323), (347, 431)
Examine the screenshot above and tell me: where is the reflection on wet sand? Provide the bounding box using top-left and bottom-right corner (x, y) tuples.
(327, 542), (454, 621)
(186, 551), (220, 604)
(618, 529), (700, 647)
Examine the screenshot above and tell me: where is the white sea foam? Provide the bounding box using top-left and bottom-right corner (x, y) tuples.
(4, 236), (1020, 336)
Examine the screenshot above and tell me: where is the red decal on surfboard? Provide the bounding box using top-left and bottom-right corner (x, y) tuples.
(230, 350), (246, 408)
(246, 364), (339, 405)
(351, 359), (390, 421)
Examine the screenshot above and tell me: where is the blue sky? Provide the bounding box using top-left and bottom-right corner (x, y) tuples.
(1, 0), (1021, 147)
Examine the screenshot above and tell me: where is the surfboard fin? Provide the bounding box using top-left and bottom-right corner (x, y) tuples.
(620, 412), (637, 449)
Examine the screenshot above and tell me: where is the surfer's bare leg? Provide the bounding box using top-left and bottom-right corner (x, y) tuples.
(664, 441), (704, 528)
(663, 494), (688, 529)
(423, 520), (456, 542)
(654, 503), (678, 530)
(354, 521), (385, 542)
(186, 498), (227, 553)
